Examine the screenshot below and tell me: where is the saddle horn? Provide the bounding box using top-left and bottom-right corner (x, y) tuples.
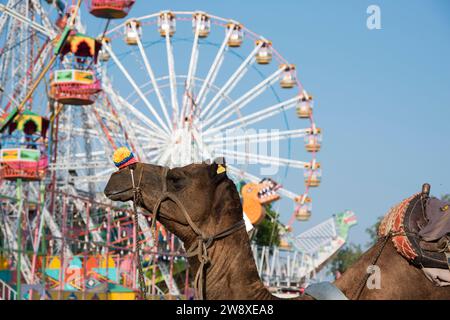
(421, 183), (431, 197)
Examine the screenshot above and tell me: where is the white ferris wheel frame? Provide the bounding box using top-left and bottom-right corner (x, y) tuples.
(99, 10), (320, 207)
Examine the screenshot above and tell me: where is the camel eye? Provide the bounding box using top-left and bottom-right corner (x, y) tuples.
(167, 173), (185, 191)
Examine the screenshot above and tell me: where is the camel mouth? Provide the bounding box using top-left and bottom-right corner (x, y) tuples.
(104, 188), (132, 201)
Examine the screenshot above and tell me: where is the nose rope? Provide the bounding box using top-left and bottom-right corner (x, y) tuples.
(131, 166), (245, 300)
(130, 167), (147, 300)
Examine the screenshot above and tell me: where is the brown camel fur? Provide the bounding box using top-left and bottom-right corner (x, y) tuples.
(104, 162), (450, 300)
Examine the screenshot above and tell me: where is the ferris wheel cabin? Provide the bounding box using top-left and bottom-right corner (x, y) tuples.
(158, 11), (176, 37)
(98, 37), (111, 62)
(226, 22), (244, 47)
(124, 19), (142, 45)
(304, 168), (322, 188)
(294, 196), (312, 221)
(296, 94), (313, 118)
(50, 32), (102, 105)
(279, 64), (297, 88)
(54, 5), (78, 30)
(279, 239), (291, 250)
(88, 0), (136, 19)
(255, 40), (273, 64)
(304, 127), (322, 152)
(192, 12), (211, 38)
(0, 109), (49, 181)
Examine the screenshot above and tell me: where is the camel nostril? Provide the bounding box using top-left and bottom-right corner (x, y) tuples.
(104, 186), (112, 197)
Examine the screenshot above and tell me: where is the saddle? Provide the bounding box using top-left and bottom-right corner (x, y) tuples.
(379, 184), (450, 269)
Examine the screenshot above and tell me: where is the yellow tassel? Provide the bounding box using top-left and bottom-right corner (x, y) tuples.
(217, 164), (226, 174)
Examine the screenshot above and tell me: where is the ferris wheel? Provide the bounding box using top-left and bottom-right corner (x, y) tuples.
(97, 10), (323, 226)
(0, 2), (322, 227)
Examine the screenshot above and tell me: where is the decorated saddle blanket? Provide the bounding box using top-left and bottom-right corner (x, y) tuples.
(379, 193), (450, 269)
(378, 194), (419, 261)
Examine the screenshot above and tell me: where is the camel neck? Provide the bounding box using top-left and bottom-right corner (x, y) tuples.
(180, 179), (277, 300)
(185, 226), (276, 300)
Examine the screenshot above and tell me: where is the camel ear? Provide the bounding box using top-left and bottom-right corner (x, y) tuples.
(209, 157), (227, 181)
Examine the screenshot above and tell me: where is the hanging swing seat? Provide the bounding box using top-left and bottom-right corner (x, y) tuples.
(0, 148), (48, 181)
(89, 0), (135, 19)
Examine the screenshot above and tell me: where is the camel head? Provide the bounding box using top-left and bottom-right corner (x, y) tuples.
(104, 158), (243, 244)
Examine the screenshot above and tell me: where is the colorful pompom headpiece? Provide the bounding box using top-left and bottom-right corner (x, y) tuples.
(113, 147), (138, 169)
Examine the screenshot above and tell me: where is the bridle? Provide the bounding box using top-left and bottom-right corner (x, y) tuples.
(129, 164), (246, 300)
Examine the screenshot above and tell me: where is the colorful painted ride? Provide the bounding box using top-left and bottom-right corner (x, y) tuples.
(241, 178), (281, 225)
(50, 32), (102, 105)
(88, 0), (136, 19)
(0, 109), (49, 181)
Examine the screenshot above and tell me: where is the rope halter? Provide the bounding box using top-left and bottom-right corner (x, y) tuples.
(131, 165), (245, 300)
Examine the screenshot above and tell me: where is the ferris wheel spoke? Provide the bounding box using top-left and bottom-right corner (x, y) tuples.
(217, 149), (309, 170)
(103, 43), (171, 135)
(164, 30), (179, 126)
(89, 108), (166, 146)
(70, 168), (116, 184)
(199, 42), (263, 120)
(132, 124), (168, 142)
(180, 23), (201, 124)
(73, 150), (107, 158)
(129, 147), (162, 161)
(0, 4), (10, 33)
(203, 68), (284, 128)
(107, 13), (161, 35)
(227, 165), (298, 201)
(28, 0), (57, 37)
(108, 86), (170, 140)
(155, 145), (175, 166)
(0, 4), (52, 38)
(205, 128), (308, 148)
(193, 27), (232, 115)
(140, 145), (165, 154)
(141, 141), (169, 150)
(104, 89), (161, 161)
(118, 112), (166, 142)
(203, 96), (300, 137)
(70, 127), (125, 141)
(130, 26), (172, 129)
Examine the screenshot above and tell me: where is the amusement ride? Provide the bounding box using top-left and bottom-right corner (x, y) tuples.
(0, 0), (356, 300)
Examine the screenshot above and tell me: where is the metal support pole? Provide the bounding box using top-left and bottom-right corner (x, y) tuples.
(15, 178), (23, 300)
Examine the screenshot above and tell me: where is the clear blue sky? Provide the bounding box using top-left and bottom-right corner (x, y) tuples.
(74, 0), (450, 248)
